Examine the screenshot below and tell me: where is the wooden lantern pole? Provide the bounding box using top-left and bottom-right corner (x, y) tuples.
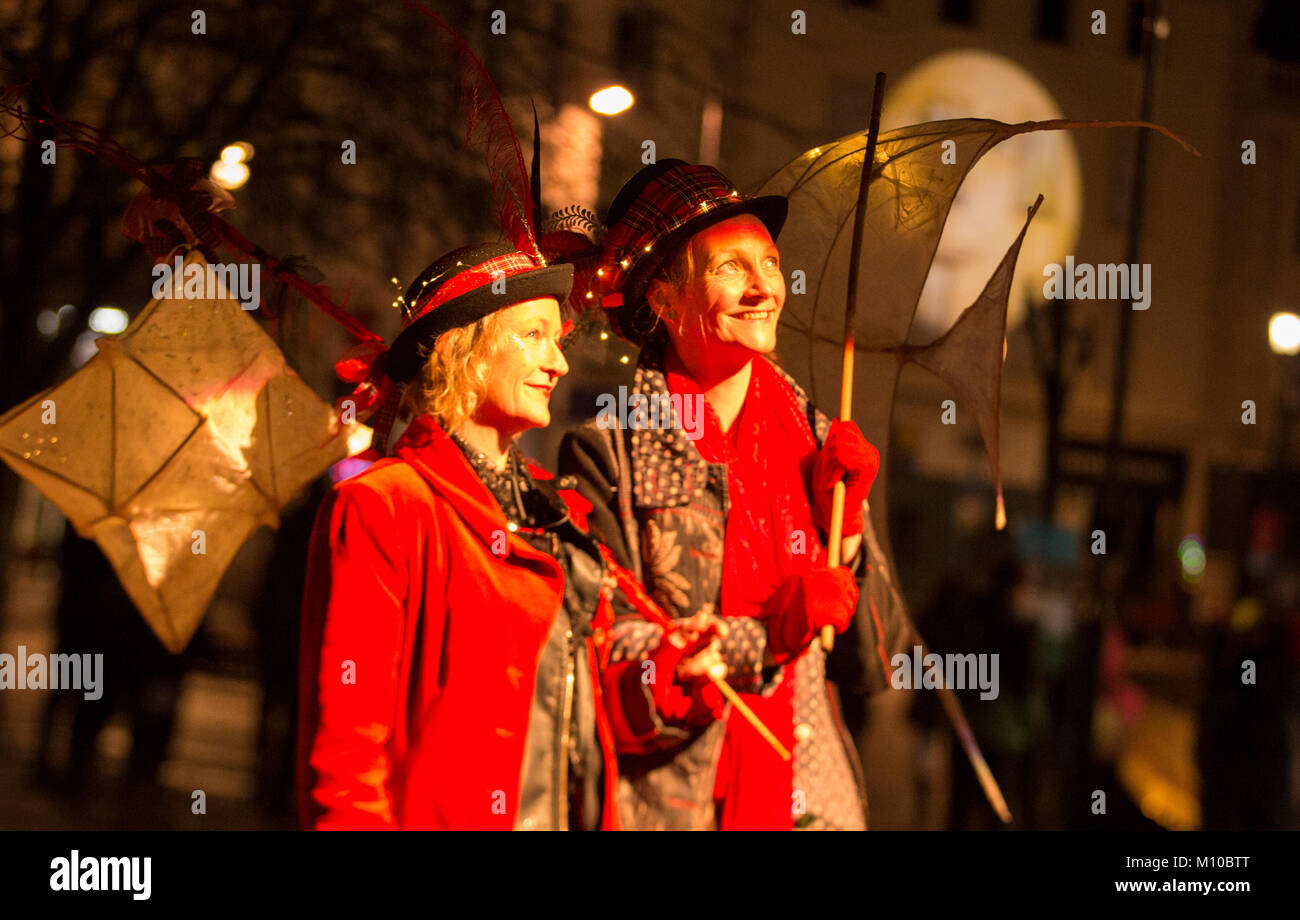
(823, 71), (886, 653)
(810, 74), (1015, 822)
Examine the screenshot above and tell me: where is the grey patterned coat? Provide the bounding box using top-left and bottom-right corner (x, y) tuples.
(558, 345), (920, 830)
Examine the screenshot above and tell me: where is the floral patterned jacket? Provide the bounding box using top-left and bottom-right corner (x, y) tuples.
(558, 345), (920, 830)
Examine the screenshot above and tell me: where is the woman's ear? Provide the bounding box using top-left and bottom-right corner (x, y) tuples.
(645, 279), (678, 322)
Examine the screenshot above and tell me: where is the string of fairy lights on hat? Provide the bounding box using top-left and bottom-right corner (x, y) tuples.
(580, 188), (742, 366)
(391, 277), (412, 321)
(385, 257), (637, 364)
(389, 258), (473, 323)
(385, 185), (744, 368)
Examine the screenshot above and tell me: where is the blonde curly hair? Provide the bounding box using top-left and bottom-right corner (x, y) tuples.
(398, 311), (510, 433)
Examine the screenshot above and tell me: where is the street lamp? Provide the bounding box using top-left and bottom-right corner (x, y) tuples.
(589, 85), (634, 116)
(1268, 311), (1300, 356)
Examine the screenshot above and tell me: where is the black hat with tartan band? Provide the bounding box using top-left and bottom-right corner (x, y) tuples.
(385, 241), (574, 384)
(589, 159), (787, 344)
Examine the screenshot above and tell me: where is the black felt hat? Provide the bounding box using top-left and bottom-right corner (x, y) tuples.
(386, 242), (573, 383)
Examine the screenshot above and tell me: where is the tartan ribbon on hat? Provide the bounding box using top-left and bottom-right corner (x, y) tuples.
(590, 163), (744, 308)
(339, 247), (566, 450)
(407, 249), (545, 322)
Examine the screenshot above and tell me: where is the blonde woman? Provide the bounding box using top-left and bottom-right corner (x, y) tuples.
(297, 243), (725, 830)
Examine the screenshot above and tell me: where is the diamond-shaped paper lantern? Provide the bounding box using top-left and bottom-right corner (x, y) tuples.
(0, 250), (370, 651)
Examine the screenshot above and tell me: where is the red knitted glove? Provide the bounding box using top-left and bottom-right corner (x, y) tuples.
(643, 621), (727, 725)
(680, 677), (726, 724)
(763, 567), (859, 665)
(812, 419), (880, 538)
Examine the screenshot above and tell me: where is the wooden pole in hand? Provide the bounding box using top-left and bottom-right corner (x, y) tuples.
(823, 71), (886, 653)
(597, 545), (792, 761)
(710, 675), (791, 761)
(803, 76), (1014, 826)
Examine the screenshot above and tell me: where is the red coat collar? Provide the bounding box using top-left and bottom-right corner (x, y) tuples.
(391, 415), (532, 555)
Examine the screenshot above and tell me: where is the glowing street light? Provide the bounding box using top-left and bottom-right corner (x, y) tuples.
(1268, 311), (1300, 356)
(212, 140), (253, 189)
(589, 85), (634, 116)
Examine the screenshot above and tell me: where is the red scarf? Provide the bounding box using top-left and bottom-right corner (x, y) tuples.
(666, 356), (822, 829)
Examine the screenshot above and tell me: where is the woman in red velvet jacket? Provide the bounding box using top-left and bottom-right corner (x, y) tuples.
(297, 243), (725, 830)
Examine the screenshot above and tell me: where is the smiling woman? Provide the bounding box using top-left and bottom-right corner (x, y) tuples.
(463, 298), (570, 452)
(399, 296), (570, 453)
(646, 215), (786, 422)
(558, 159), (912, 831)
(298, 241), (728, 830)
(398, 310), (507, 434)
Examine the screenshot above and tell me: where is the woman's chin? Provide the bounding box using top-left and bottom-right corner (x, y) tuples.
(516, 409), (550, 432)
(730, 331), (777, 356)
(481, 412), (547, 441)
(717, 323), (779, 356)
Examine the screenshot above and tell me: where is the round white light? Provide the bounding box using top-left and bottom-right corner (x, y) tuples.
(1268, 311), (1300, 356)
(220, 141), (254, 163)
(36, 310), (60, 338)
(589, 85), (634, 116)
(88, 306), (129, 335)
(210, 159), (250, 190)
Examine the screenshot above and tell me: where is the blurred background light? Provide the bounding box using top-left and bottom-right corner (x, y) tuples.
(883, 50), (1082, 342)
(38, 304), (79, 339)
(210, 158), (250, 190)
(589, 85), (634, 116)
(70, 331), (102, 368)
(346, 425), (373, 456)
(88, 306), (129, 335)
(36, 310), (59, 338)
(1267, 311), (1300, 355)
(220, 141), (254, 163)
(1178, 535), (1206, 584)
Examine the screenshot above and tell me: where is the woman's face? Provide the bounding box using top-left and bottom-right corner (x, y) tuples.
(648, 214), (785, 374)
(476, 297), (569, 437)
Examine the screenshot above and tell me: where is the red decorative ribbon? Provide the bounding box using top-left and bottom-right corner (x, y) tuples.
(409, 250), (543, 320)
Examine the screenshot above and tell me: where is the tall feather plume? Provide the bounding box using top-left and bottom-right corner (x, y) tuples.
(531, 104), (543, 239)
(405, 1), (540, 260)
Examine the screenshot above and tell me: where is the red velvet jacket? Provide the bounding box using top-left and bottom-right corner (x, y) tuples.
(297, 416), (631, 829)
